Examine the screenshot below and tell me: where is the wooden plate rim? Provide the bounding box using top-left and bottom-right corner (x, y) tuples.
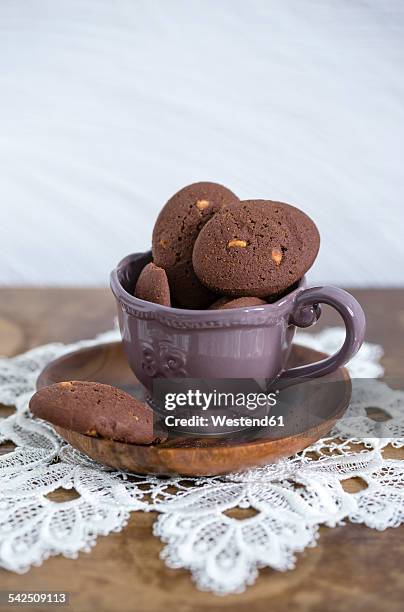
(37, 341), (351, 456)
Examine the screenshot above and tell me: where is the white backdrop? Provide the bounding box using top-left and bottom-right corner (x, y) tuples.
(1, 0), (403, 287)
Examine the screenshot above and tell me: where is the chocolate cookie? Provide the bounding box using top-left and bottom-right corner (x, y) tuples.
(152, 182), (239, 308)
(209, 296), (267, 310)
(135, 262), (171, 307)
(29, 381), (167, 445)
(193, 200), (320, 297)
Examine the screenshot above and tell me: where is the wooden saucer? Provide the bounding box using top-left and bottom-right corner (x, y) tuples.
(36, 342), (351, 476)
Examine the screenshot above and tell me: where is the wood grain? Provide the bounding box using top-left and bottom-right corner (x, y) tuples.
(1, 288), (404, 612)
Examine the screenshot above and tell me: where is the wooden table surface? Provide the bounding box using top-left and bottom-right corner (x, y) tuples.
(0, 288), (404, 612)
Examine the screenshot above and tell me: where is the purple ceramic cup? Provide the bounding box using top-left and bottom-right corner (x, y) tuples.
(110, 251), (366, 393)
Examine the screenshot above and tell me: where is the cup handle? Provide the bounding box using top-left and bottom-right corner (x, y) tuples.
(280, 286), (366, 380)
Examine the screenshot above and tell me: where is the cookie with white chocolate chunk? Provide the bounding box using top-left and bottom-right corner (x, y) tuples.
(152, 181), (239, 308)
(192, 199), (320, 297)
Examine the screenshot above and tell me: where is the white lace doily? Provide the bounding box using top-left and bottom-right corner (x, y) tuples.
(1, 327), (403, 595)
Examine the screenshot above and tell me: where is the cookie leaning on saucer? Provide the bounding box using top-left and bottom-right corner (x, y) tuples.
(152, 181), (239, 308)
(29, 381), (167, 445)
(193, 199), (320, 297)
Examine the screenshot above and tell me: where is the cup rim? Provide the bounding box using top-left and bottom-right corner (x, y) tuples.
(110, 251), (306, 317)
